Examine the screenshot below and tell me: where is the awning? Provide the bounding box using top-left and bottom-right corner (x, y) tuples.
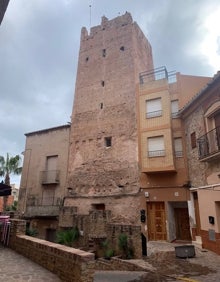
(0, 183), (11, 196)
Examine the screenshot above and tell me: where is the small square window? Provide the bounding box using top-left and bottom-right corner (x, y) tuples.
(105, 137), (112, 147)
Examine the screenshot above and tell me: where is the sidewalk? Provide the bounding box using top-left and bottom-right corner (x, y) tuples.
(0, 245), (61, 282)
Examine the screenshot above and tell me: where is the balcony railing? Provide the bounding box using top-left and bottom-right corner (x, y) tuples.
(25, 196), (61, 218)
(148, 150), (165, 157)
(40, 170), (60, 185)
(27, 196), (61, 206)
(197, 127), (220, 160)
(139, 66), (168, 84)
(146, 110), (162, 118)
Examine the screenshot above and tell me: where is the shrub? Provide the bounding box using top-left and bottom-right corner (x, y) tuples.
(25, 227), (38, 237)
(118, 233), (134, 259)
(56, 226), (79, 247)
(101, 239), (114, 259)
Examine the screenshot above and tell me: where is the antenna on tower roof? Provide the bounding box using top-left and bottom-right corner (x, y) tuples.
(89, 4), (92, 28)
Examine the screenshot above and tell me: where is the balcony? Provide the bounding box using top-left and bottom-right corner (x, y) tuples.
(40, 170), (60, 185)
(25, 196), (61, 218)
(197, 127), (220, 161)
(139, 66), (168, 84)
(148, 150), (165, 157)
(146, 110), (162, 119)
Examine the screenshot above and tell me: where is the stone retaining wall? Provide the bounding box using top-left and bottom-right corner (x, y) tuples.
(95, 257), (147, 272)
(9, 219), (95, 282)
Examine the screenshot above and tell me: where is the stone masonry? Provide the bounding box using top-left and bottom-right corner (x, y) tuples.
(66, 12), (154, 224)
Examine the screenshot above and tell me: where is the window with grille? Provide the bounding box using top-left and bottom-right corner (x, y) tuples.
(148, 136), (165, 157)
(146, 98), (162, 118)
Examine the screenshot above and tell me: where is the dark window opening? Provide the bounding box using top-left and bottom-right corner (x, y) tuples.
(105, 137), (112, 147)
(120, 46), (125, 51)
(100, 103), (103, 109)
(191, 132), (197, 149)
(101, 80), (105, 87)
(85, 56), (89, 62)
(102, 49), (106, 57)
(93, 203), (105, 210)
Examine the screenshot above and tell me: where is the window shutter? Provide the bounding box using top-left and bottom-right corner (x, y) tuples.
(174, 138), (183, 157)
(146, 98), (162, 118)
(171, 100), (179, 117)
(148, 136), (165, 157)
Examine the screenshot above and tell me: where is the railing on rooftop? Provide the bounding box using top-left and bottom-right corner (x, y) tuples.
(197, 127), (220, 160)
(139, 66), (177, 85)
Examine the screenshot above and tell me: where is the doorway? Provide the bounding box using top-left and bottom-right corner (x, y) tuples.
(147, 202), (167, 241)
(174, 208), (191, 241)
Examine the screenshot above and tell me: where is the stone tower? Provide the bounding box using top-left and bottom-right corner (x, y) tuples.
(67, 12), (154, 223)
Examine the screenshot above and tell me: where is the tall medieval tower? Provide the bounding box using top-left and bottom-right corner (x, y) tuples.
(67, 12), (154, 223)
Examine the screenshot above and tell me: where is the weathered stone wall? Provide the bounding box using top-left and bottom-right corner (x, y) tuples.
(9, 219), (95, 282)
(106, 224), (142, 258)
(64, 193), (142, 224)
(183, 105), (207, 187)
(67, 12), (154, 201)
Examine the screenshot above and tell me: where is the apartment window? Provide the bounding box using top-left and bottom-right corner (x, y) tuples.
(174, 138), (183, 157)
(148, 136), (165, 157)
(146, 98), (162, 118)
(191, 132), (197, 149)
(171, 100), (179, 118)
(105, 137), (112, 147)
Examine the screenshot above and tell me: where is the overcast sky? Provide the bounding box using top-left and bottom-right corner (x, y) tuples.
(1, 0), (220, 185)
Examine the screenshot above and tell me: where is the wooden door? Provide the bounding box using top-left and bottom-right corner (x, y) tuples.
(175, 208), (191, 240)
(147, 202), (166, 241)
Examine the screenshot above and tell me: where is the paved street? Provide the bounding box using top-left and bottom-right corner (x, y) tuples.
(1, 242), (220, 281)
(0, 245), (61, 282)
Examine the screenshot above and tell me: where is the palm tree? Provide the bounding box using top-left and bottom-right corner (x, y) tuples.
(0, 153), (22, 211)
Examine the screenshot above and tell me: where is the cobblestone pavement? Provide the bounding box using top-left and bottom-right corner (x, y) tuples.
(140, 241), (220, 281)
(94, 241), (220, 282)
(0, 245), (61, 282)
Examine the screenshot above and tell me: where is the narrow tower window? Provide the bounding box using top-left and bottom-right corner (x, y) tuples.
(85, 56), (89, 62)
(120, 46), (125, 51)
(100, 103), (103, 109)
(102, 49), (106, 57)
(105, 137), (112, 147)
(101, 80), (105, 87)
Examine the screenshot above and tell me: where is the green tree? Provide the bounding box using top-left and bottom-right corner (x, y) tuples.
(0, 153), (22, 211)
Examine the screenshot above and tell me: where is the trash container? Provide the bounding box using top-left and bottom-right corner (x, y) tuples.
(175, 245), (195, 258)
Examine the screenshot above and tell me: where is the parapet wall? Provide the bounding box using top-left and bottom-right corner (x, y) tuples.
(9, 219), (95, 282)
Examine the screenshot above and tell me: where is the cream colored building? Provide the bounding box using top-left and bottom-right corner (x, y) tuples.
(137, 67), (210, 242)
(18, 125), (70, 241)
